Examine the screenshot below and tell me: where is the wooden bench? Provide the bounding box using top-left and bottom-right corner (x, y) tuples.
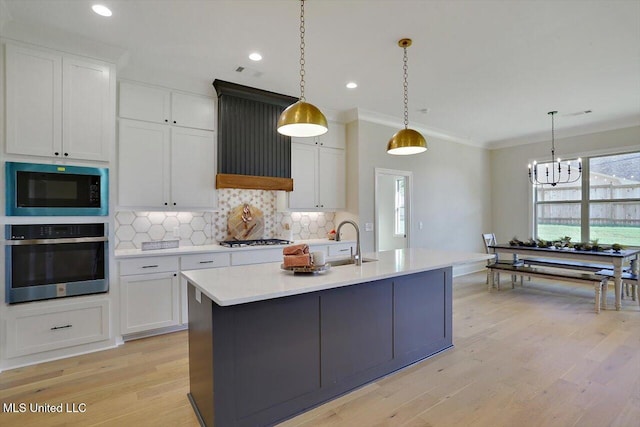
(596, 269), (639, 306)
(487, 263), (610, 313)
(521, 257), (630, 273)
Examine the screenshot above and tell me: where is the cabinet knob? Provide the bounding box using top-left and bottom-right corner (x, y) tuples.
(64, 153), (69, 157)
(321, 205), (324, 207)
(173, 202), (176, 206)
(164, 202), (168, 206)
(315, 204), (319, 207)
(173, 120), (177, 124)
(54, 152), (59, 156)
(165, 119), (168, 123)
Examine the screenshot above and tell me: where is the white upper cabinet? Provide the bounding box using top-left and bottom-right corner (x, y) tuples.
(170, 127), (217, 209)
(118, 81), (171, 124)
(118, 119), (170, 208)
(171, 92), (215, 130)
(5, 43), (114, 161)
(291, 121), (346, 149)
(117, 81), (217, 210)
(118, 81), (215, 131)
(288, 143), (318, 209)
(318, 147), (346, 210)
(117, 123), (216, 210)
(62, 56), (112, 161)
(283, 142), (345, 211)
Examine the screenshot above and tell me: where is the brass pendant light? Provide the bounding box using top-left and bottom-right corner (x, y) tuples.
(277, 0), (328, 137)
(387, 38), (427, 155)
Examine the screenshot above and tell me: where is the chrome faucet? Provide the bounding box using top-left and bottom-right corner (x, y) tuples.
(336, 220), (361, 266)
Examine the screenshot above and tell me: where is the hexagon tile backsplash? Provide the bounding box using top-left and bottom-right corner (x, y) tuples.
(114, 190), (336, 249)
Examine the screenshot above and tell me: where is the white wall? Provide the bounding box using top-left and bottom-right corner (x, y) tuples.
(341, 119), (492, 256)
(491, 125), (640, 243)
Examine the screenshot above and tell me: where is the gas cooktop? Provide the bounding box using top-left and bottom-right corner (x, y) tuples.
(219, 239), (293, 248)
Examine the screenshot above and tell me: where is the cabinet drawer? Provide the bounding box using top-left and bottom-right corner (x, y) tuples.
(5, 300), (109, 358)
(181, 253), (230, 270)
(120, 256), (179, 275)
(329, 243), (355, 257)
(231, 248), (283, 266)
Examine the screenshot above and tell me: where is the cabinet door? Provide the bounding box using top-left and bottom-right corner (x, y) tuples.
(290, 121), (345, 149)
(120, 272), (180, 335)
(318, 148), (346, 209)
(5, 44), (62, 157)
(63, 56), (112, 161)
(118, 119), (170, 208)
(289, 143), (318, 209)
(170, 127), (217, 209)
(171, 92), (215, 130)
(321, 121), (346, 149)
(118, 81), (171, 124)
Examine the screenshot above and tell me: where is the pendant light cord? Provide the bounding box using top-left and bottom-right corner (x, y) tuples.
(550, 111), (556, 162)
(299, 0), (306, 102)
(403, 46), (409, 129)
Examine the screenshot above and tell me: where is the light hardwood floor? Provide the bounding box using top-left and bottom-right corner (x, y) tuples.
(1, 272), (639, 427)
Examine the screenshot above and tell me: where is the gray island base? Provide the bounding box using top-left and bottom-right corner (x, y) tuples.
(187, 267), (452, 427)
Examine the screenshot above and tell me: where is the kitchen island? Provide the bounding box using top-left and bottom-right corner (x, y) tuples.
(182, 248), (490, 427)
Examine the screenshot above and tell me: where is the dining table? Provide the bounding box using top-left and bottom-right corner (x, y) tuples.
(489, 244), (640, 310)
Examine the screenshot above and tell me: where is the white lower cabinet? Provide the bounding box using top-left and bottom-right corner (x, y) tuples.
(119, 256), (180, 336)
(4, 299), (110, 358)
(328, 242), (357, 257)
(179, 253), (230, 324)
(120, 253), (231, 336)
(230, 248), (283, 266)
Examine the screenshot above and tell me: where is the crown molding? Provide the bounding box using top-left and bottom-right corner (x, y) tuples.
(347, 108), (483, 148)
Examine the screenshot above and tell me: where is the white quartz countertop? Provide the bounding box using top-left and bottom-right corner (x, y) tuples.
(182, 247), (492, 306)
(114, 238), (353, 259)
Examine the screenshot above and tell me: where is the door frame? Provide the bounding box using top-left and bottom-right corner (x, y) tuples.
(374, 168), (413, 252)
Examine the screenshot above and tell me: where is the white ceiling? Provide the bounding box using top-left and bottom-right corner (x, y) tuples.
(2, 0), (639, 148)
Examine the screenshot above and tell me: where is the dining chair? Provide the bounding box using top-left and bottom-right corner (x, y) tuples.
(482, 233), (501, 287)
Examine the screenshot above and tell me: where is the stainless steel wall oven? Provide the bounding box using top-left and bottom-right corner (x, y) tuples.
(5, 223), (108, 304)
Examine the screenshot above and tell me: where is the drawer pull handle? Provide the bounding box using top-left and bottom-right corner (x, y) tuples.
(51, 324), (72, 330)
(339, 248), (349, 252)
(142, 265), (159, 269)
(199, 260), (214, 264)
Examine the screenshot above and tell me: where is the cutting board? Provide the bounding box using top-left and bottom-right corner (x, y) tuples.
(228, 204), (265, 240)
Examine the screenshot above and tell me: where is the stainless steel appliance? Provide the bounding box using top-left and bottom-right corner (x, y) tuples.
(219, 238), (292, 248)
(5, 161), (108, 216)
(5, 223), (108, 304)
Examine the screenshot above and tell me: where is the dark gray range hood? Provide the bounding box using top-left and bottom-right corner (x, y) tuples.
(213, 80), (297, 191)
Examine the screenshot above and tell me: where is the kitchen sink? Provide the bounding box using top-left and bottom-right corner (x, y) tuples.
(330, 257), (378, 267)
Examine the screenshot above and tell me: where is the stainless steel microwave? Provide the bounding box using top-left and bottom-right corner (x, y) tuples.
(5, 162), (108, 216)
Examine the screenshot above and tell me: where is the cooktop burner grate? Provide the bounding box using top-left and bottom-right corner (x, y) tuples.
(219, 239), (293, 248)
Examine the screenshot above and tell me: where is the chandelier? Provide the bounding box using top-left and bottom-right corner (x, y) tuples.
(528, 111), (582, 187)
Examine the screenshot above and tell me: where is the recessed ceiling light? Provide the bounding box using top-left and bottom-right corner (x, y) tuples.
(92, 4), (112, 17)
(346, 82), (357, 89)
(249, 52), (262, 61)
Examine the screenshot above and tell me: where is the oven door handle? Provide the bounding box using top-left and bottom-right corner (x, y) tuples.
(5, 236), (108, 245)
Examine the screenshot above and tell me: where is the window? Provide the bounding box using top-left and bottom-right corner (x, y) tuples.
(534, 151), (640, 246)
(394, 177), (405, 236)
